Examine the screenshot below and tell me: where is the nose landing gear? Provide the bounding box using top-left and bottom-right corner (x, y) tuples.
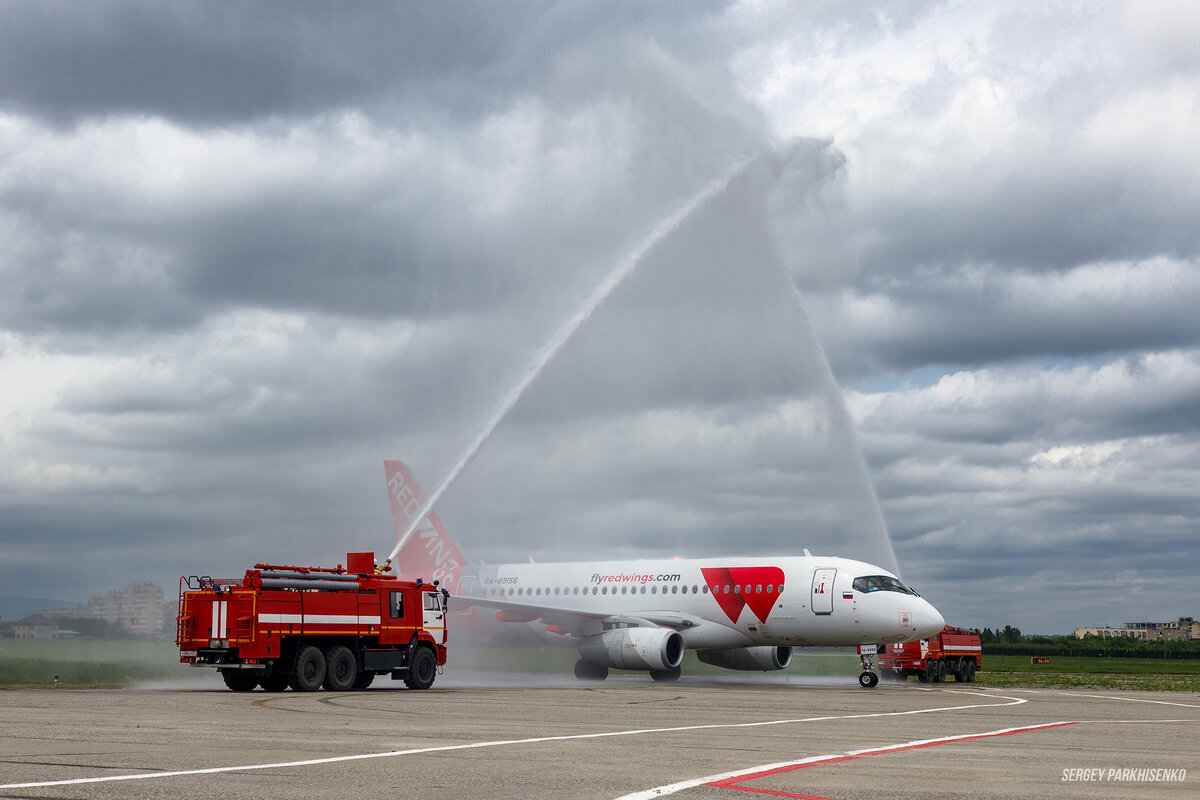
(858, 647), (880, 688)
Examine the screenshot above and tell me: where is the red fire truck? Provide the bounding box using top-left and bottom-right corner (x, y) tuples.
(177, 551), (448, 692)
(878, 625), (982, 683)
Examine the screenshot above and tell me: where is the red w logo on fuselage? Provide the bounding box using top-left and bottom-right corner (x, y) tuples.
(700, 567), (786, 624)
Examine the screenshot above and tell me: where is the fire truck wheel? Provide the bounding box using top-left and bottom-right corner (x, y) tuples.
(351, 672), (375, 690)
(405, 646), (437, 690)
(919, 663), (933, 683)
(259, 674), (290, 692)
(221, 669), (259, 692)
(966, 661), (977, 682)
(290, 645), (326, 692)
(323, 646), (357, 691)
(858, 671), (879, 688)
(931, 660), (945, 683)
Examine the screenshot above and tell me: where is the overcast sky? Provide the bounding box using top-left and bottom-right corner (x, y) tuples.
(2, 1), (1197, 635)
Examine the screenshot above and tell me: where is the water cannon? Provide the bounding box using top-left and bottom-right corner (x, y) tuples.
(374, 557), (392, 575)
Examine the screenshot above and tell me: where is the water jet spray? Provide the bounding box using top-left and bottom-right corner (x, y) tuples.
(385, 151), (761, 567)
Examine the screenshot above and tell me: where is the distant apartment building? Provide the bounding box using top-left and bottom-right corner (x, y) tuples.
(13, 614), (60, 639)
(1074, 616), (1199, 641)
(161, 600), (179, 640)
(88, 583), (165, 636)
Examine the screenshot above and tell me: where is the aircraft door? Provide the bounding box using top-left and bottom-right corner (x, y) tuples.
(811, 568), (836, 615)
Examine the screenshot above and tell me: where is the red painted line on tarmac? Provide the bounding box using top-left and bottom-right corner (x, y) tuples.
(707, 757), (856, 799)
(706, 722), (1080, 799)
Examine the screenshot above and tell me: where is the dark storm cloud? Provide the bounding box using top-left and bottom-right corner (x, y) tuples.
(853, 158), (1200, 279)
(807, 258), (1200, 381)
(0, 1), (526, 124)
(0, 0), (729, 125)
(848, 348), (1200, 630)
(858, 352), (1200, 448)
(1, 11), (767, 338)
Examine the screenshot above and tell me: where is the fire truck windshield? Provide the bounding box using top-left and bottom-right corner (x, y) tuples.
(852, 575), (919, 596)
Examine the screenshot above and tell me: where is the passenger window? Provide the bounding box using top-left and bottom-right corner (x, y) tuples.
(423, 592), (441, 611)
(389, 592), (404, 619)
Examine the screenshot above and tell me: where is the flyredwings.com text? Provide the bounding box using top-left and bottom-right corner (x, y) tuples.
(591, 573), (682, 585)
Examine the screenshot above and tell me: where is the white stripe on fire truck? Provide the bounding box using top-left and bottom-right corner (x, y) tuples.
(257, 614), (382, 626)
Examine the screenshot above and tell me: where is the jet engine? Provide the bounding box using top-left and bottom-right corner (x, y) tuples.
(578, 627), (684, 671)
(697, 646), (793, 671)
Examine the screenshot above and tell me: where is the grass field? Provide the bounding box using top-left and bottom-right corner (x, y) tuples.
(984, 655), (1200, 675)
(0, 640), (189, 689)
(968, 654), (1200, 692)
(3, 640), (1198, 691)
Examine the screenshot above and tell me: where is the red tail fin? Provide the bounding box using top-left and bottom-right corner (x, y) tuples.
(384, 460), (468, 594)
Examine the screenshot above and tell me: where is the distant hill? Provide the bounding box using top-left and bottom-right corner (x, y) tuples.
(0, 596), (84, 623)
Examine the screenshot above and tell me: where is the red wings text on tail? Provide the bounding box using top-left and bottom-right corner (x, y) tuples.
(384, 460), (468, 594)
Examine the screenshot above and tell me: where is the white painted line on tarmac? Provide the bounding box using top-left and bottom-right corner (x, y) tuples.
(615, 714), (1200, 800)
(0, 691), (1027, 790)
(614, 721), (1080, 800)
(1009, 689), (1200, 708)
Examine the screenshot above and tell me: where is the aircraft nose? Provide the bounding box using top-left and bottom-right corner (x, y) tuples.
(916, 600), (945, 637)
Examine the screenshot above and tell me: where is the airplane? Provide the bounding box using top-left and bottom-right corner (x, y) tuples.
(383, 460), (944, 687)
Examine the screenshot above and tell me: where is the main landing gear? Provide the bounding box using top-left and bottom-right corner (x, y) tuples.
(858, 649), (880, 688)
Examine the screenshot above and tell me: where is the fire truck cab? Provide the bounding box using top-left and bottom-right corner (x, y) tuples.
(177, 551), (448, 691)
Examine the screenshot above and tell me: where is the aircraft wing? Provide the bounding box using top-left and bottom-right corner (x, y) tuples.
(450, 593), (706, 635)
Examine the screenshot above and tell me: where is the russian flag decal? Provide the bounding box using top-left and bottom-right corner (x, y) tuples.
(842, 592), (854, 599)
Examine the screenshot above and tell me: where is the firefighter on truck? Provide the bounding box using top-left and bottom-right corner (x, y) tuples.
(176, 551), (448, 691)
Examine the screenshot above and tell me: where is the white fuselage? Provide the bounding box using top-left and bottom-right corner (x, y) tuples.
(456, 554), (944, 650)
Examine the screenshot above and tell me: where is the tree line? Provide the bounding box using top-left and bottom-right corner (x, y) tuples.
(980, 626), (1200, 659)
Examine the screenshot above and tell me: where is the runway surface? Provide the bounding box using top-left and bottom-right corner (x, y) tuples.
(1, 673), (1196, 799)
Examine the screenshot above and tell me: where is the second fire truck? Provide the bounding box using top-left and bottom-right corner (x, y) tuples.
(177, 551), (448, 691)
(878, 625), (982, 683)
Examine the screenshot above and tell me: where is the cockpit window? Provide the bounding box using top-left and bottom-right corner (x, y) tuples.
(852, 575), (918, 596)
